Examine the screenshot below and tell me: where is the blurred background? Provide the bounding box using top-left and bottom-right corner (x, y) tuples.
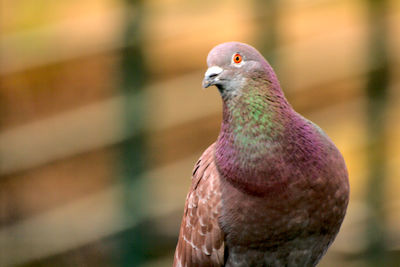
(0, 0), (399, 266)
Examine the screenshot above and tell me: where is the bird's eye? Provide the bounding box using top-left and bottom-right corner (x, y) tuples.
(233, 53), (242, 64)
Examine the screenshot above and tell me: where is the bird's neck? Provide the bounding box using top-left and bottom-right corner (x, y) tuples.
(215, 85), (293, 196)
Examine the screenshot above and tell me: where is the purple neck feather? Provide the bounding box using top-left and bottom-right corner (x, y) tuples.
(214, 74), (300, 196)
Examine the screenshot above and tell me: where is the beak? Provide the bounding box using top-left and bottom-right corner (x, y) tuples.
(202, 66), (223, 88)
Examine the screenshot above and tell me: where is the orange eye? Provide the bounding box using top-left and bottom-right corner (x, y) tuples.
(233, 53), (242, 64)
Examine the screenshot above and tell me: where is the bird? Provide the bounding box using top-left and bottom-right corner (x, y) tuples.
(173, 42), (349, 267)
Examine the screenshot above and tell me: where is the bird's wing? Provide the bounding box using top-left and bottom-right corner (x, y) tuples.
(173, 143), (225, 267)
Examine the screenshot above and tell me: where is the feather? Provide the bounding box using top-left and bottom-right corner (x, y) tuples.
(173, 144), (224, 267)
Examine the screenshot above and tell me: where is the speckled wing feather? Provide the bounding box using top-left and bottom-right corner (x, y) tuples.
(173, 143), (225, 267)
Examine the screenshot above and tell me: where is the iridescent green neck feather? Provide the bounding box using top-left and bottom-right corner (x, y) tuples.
(215, 78), (293, 195)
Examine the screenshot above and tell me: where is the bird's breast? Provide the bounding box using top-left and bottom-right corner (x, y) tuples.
(219, 171), (348, 253)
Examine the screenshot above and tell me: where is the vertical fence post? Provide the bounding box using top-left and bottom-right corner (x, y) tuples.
(254, 0), (279, 65)
(364, 0), (390, 265)
(119, 0), (148, 266)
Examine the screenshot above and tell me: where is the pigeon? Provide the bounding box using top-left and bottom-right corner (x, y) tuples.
(173, 42), (349, 267)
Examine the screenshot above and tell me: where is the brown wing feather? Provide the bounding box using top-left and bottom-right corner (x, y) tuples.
(174, 143), (225, 267)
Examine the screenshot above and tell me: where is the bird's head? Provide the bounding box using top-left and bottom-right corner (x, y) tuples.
(202, 42), (272, 98)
